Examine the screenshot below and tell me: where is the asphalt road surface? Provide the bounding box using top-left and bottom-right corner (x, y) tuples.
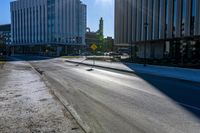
(12, 56), (200, 133)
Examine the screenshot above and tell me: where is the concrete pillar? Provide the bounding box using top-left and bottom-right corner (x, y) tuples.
(21, 4), (24, 44)
(45, 2), (48, 43)
(136, 0), (142, 41)
(38, 3), (40, 43)
(127, 0), (132, 43)
(70, 0), (72, 42)
(42, 3), (45, 42)
(19, 2), (21, 44)
(160, 0), (166, 39)
(198, 0), (200, 35)
(167, 0), (173, 38)
(147, 0), (153, 40)
(55, 0), (58, 42)
(27, 1), (30, 43)
(123, 0), (128, 43)
(34, 2), (37, 43)
(195, 0), (200, 35)
(175, 0), (182, 37)
(132, 0), (137, 42)
(185, 0), (192, 36)
(114, 0), (118, 44)
(141, 0), (147, 41)
(119, 0), (124, 43)
(153, 0), (159, 39)
(23, 0), (26, 42)
(120, 0), (124, 43)
(31, 1), (34, 43)
(16, 3), (18, 43)
(64, 0), (67, 42)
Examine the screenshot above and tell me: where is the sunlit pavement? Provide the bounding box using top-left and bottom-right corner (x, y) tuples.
(7, 56), (200, 133)
(65, 57), (200, 83)
(0, 58), (83, 133)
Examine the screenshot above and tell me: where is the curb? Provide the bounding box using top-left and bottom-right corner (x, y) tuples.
(42, 73), (92, 133)
(30, 63), (92, 133)
(65, 60), (200, 84)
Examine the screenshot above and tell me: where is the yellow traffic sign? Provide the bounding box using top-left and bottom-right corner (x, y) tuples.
(90, 44), (97, 51)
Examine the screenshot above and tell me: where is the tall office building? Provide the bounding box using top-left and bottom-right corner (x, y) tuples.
(10, 0), (86, 55)
(115, 0), (200, 59)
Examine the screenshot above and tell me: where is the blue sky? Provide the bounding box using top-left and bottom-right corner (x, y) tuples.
(0, 0), (114, 37)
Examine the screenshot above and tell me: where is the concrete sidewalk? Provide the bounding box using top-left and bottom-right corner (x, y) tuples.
(0, 60), (83, 133)
(64, 57), (200, 83)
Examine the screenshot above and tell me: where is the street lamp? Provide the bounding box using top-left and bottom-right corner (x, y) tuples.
(144, 22), (148, 67)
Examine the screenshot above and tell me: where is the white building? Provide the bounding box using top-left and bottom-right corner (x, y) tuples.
(10, 0), (86, 55)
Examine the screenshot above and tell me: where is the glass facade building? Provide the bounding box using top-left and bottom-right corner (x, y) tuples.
(10, 0), (86, 46)
(115, 0), (200, 59)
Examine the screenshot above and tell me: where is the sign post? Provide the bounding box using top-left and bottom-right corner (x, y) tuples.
(90, 44), (97, 69)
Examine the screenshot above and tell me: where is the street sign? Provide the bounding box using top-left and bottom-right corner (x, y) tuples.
(90, 44), (97, 51)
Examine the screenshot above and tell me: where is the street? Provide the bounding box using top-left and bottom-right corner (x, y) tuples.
(2, 0), (200, 132)
(9, 56), (200, 133)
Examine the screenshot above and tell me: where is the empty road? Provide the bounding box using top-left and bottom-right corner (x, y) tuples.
(12, 56), (200, 133)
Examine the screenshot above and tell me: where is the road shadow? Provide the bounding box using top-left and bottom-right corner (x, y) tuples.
(123, 63), (200, 120)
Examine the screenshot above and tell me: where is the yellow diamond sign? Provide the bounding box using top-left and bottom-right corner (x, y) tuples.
(90, 44), (97, 51)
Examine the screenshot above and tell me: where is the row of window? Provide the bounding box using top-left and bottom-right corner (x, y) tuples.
(13, 36), (83, 44)
(118, 0), (198, 43)
(150, 0), (196, 39)
(11, 0), (86, 45)
(54, 37), (83, 44)
(12, 5), (46, 43)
